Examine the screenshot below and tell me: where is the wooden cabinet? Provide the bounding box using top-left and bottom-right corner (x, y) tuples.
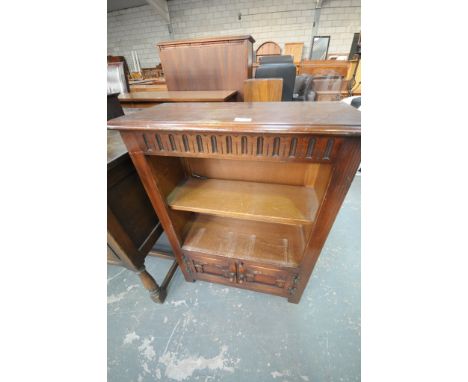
(187, 253), (237, 284)
(108, 102), (361, 303)
(184, 253), (297, 297)
(157, 35), (254, 101)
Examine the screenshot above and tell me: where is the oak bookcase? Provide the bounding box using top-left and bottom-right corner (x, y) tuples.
(108, 102), (361, 303)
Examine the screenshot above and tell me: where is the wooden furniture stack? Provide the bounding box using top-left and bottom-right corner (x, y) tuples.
(108, 102), (361, 304)
(157, 35), (254, 101)
(298, 60), (361, 100)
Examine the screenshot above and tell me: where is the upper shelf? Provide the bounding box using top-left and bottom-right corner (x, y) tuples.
(167, 178), (319, 225)
(107, 102), (361, 136)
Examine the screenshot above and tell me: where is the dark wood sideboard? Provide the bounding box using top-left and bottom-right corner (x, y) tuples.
(108, 102), (361, 303)
(157, 35), (254, 101)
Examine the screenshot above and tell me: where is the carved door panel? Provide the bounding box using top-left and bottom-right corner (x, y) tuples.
(187, 253), (237, 284)
(237, 261), (297, 296)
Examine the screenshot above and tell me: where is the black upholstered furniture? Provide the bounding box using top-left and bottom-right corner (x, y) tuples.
(255, 58), (296, 101)
(259, 55), (294, 64)
(107, 93), (124, 120)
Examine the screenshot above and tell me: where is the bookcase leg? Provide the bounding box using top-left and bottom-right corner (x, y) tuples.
(137, 266), (167, 303)
(287, 292), (302, 304)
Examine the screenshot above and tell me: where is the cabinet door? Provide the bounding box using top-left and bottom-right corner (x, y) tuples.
(238, 261), (297, 297)
(187, 253), (237, 284)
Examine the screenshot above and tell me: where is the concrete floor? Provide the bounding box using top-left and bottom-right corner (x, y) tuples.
(108, 176), (360, 382)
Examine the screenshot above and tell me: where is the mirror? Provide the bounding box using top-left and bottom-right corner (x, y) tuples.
(310, 36), (330, 60)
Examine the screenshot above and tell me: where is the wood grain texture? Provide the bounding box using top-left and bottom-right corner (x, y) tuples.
(185, 252), (297, 297)
(118, 90), (237, 103)
(158, 35), (253, 101)
(113, 101), (361, 303)
(284, 42), (304, 63)
(107, 102), (361, 136)
(298, 60), (351, 77)
(243, 79), (282, 102)
(130, 84), (168, 92)
(107, 135), (178, 303)
(167, 178), (319, 225)
(125, 148), (194, 282)
(184, 158), (326, 187)
(255, 41), (281, 62)
(183, 215), (304, 267)
(288, 137), (361, 303)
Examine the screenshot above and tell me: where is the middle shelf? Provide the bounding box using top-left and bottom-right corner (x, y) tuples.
(167, 178), (319, 225)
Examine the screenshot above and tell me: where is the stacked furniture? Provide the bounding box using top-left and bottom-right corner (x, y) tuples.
(157, 35), (254, 101)
(298, 60), (356, 101)
(108, 102), (361, 304)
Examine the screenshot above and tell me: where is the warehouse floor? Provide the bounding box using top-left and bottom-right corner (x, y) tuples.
(108, 176), (360, 382)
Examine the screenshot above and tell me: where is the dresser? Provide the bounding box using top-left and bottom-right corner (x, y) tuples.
(108, 102), (361, 303)
(157, 35), (254, 101)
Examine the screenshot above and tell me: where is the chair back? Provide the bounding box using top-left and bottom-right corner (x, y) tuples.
(259, 55), (293, 64)
(255, 63), (296, 101)
(244, 79), (283, 102)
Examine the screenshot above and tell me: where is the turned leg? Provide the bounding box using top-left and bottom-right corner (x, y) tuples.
(137, 266), (167, 303)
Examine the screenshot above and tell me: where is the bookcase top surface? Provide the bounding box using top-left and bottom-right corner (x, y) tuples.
(108, 102), (361, 136)
(157, 35), (255, 47)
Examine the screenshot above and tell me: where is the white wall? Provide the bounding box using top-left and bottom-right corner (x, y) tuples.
(107, 0), (361, 68)
(107, 5), (170, 68)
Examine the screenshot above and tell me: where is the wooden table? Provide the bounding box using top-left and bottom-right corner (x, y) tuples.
(130, 84), (168, 92)
(129, 78), (166, 85)
(107, 130), (179, 303)
(118, 90), (237, 108)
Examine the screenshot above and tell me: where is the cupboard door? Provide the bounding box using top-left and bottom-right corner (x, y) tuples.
(238, 261), (297, 296)
(186, 253), (237, 284)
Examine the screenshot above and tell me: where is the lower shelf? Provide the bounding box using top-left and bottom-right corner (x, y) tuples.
(182, 214), (305, 267)
(167, 177), (319, 225)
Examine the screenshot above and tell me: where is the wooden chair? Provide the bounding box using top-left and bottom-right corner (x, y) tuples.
(244, 79), (283, 102)
(255, 41), (281, 63)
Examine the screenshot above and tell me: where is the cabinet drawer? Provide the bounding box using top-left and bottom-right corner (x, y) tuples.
(238, 261), (298, 296)
(186, 252), (237, 284)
